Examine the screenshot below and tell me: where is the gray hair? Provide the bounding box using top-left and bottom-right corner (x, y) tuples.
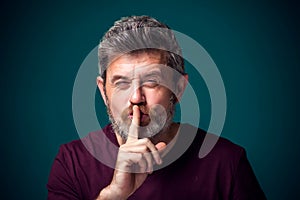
(98, 15), (185, 79)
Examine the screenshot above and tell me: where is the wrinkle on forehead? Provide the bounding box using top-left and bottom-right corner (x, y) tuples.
(107, 52), (166, 79)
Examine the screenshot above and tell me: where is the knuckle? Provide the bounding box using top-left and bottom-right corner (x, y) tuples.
(141, 146), (148, 152)
(141, 138), (151, 145)
(119, 145), (126, 150)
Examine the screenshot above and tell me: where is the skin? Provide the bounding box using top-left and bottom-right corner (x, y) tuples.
(96, 52), (188, 199)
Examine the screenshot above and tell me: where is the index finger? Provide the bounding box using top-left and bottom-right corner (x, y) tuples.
(127, 105), (140, 142)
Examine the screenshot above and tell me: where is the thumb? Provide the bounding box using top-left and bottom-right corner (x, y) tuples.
(155, 142), (167, 159)
(155, 142), (167, 151)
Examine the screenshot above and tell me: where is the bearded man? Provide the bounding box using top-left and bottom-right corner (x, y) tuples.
(47, 15), (266, 200)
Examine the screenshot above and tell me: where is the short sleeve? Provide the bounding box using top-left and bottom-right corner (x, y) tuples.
(47, 145), (81, 200)
(232, 149), (267, 200)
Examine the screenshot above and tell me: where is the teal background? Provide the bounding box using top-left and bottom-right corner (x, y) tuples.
(1, 0), (299, 199)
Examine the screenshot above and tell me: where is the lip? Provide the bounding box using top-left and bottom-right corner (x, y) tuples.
(128, 113), (150, 124)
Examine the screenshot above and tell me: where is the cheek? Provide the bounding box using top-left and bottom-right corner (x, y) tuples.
(145, 89), (171, 108)
(108, 90), (131, 116)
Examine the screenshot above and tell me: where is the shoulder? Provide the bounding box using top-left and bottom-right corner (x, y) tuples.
(57, 124), (117, 162)
(181, 124), (245, 162)
(47, 124), (117, 199)
(179, 124), (249, 180)
(181, 125), (266, 199)
(212, 133), (245, 158)
(56, 124), (118, 169)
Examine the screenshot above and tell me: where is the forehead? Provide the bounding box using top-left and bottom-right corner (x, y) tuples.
(107, 52), (166, 76)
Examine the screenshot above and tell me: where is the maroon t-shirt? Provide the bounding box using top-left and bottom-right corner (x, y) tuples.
(47, 124), (266, 200)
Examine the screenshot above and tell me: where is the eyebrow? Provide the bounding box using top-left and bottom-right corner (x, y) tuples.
(143, 69), (162, 77)
(143, 71), (162, 79)
(110, 69), (163, 83)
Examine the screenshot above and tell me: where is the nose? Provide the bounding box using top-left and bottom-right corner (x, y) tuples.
(129, 86), (145, 105)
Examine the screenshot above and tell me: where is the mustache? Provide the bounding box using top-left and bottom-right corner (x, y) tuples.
(126, 105), (149, 115)
(120, 105), (149, 122)
(121, 105), (168, 121)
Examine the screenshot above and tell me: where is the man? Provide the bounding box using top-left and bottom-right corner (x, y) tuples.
(47, 16), (266, 199)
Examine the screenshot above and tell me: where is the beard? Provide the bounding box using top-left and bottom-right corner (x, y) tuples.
(106, 96), (175, 141)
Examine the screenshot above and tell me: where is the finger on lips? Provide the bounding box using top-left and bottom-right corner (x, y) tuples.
(132, 105), (140, 126)
(127, 105), (140, 142)
(121, 105), (164, 173)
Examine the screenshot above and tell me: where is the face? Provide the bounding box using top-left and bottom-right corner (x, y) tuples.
(98, 52), (183, 140)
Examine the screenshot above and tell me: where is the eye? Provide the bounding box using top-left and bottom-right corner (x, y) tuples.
(143, 78), (160, 88)
(115, 81), (131, 89)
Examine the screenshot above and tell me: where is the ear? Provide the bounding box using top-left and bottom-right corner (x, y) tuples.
(96, 76), (107, 106)
(175, 74), (188, 102)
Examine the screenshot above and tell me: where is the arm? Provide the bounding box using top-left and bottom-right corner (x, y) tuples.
(47, 146), (81, 200)
(232, 149), (267, 200)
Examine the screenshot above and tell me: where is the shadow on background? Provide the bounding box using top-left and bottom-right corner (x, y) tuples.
(1, 0), (299, 199)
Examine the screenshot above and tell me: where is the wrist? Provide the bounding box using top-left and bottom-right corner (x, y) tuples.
(97, 185), (127, 200)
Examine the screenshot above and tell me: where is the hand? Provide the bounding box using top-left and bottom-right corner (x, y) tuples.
(98, 105), (166, 200)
